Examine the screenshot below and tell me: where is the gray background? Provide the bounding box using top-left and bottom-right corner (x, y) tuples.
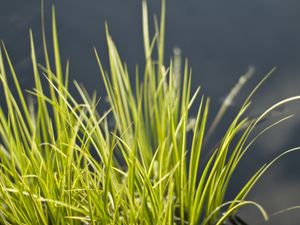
(1, 0), (300, 224)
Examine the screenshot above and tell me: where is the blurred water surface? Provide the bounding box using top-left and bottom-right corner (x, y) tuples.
(1, 0), (300, 224)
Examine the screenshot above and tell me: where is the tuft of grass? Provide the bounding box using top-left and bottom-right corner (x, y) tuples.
(0, 0), (300, 224)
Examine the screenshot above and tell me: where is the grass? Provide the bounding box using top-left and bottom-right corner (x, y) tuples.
(0, 0), (300, 224)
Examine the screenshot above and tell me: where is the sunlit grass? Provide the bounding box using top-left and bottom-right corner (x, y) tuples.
(0, 0), (299, 224)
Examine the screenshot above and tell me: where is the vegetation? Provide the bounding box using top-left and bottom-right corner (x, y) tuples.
(0, 0), (299, 224)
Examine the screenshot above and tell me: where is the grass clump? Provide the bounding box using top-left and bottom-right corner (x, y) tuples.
(0, 0), (300, 224)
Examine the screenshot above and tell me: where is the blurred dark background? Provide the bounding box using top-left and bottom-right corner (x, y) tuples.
(1, 0), (300, 224)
